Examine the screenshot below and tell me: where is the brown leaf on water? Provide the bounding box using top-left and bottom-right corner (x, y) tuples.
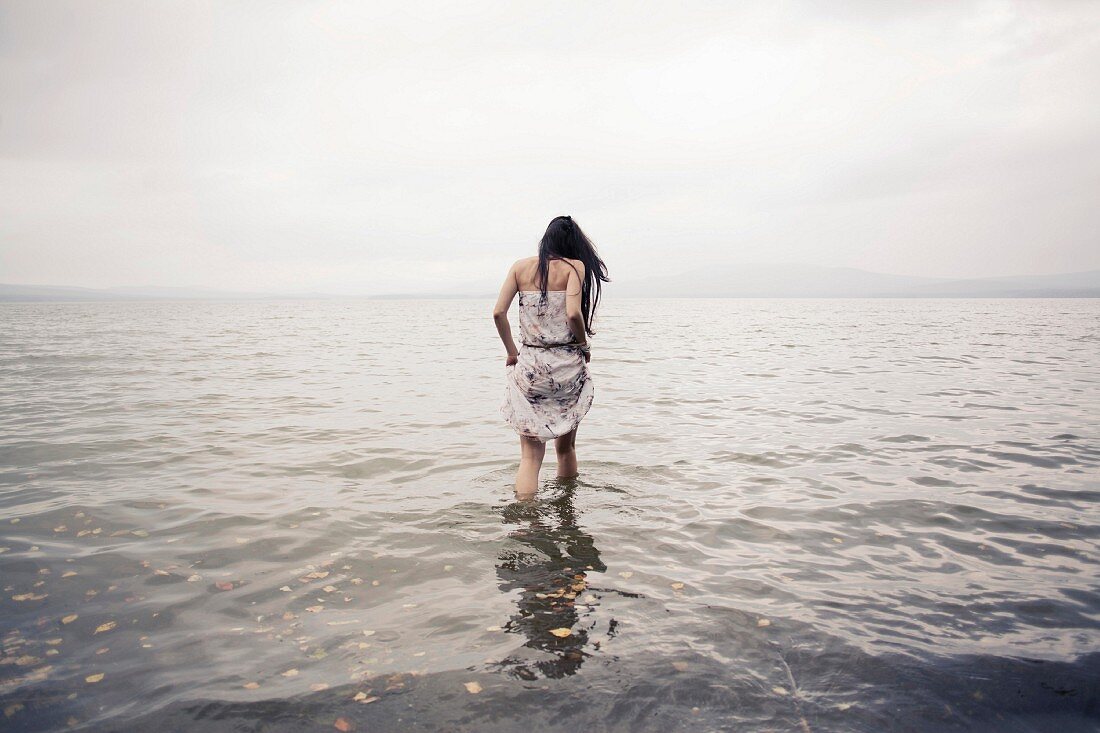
(670, 582), (685, 590)
(322, 585), (337, 593)
(672, 661), (690, 672)
(571, 582), (585, 591)
(61, 614), (78, 624)
(186, 574), (201, 582)
(61, 571), (78, 578)
(618, 571), (633, 579)
(215, 581), (234, 591)
(305, 605), (324, 613)
(281, 668), (299, 677)
(12, 593), (47, 601)
(333, 717), (354, 732)
(93, 621), (117, 635)
(464, 681), (482, 694)
(548, 628), (572, 638)
(4, 703), (25, 718)
(53, 525), (67, 533)
(279, 586), (293, 592)
(242, 682), (260, 689)
(757, 618), (771, 627)
(301, 571), (329, 581)
(85, 673), (105, 684)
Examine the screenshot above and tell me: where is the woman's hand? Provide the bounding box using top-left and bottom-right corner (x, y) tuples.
(505, 353), (518, 367)
(582, 350), (591, 364)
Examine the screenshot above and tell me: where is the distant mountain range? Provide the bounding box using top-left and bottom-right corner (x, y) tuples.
(606, 264), (1100, 298)
(3, 266), (1099, 301)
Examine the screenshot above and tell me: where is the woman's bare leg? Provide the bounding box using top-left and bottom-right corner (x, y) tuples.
(555, 427), (578, 478)
(516, 436), (546, 498)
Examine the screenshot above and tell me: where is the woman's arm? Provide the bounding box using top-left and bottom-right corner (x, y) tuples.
(564, 262), (589, 361)
(492, 262), (520, 365)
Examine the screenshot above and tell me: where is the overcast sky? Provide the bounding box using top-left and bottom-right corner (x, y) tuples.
(1, 1), (1098, 294)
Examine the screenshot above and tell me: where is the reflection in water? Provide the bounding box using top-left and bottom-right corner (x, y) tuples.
(493, 479), (611, 679)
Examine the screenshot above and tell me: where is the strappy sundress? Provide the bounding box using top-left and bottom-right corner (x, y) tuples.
(500, 290), (594, 442)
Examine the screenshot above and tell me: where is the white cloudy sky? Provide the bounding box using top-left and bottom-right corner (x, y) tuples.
(1, 1), (1098, 294)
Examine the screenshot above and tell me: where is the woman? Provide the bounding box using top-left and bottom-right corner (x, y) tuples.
(493, 215), (609, 497)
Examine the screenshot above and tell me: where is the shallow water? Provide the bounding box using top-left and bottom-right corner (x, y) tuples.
(1, 298), (1098, 732)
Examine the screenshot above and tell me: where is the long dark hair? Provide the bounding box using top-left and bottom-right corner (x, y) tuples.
(536, 215), (609, 336)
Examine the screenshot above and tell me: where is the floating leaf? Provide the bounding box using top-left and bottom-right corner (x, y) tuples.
(281, 668), (299, 677)
(310, 683), (329, 691)
(757, 618), (771, 627)
(306, 605), (324, 613)
(131, 529), (149, 538)
(187, 574), (201, 582)
(464, 681), (482, 694)
(85, 673), (105, 684)
(549, 628), (572, 638)
(279, 586), (293, 592)
(62, 571), (78, 578)
(243, 682), (260, 689)
(61, 614), (78, 624)
(671, 582), (685, 590)
(772, 686), (789, 695)
(94, 621), (117, 635)
(485, 626), (502, 632)
(322, 585), (337, 593)
(334, 717), (354, 732)
(618, 571), (633, 579)
(12, 593), (47, 601)
(215, 581), (234, 591)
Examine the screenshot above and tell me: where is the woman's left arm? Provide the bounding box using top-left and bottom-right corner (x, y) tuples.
(492, 262), (520, 365)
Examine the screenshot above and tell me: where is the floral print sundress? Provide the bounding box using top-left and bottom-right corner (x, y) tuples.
(501, 290), (594, 442)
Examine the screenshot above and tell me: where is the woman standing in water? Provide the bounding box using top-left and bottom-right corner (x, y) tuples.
(493, 216), (609, 497)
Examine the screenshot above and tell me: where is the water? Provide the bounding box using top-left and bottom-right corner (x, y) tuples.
(1, 298), (1098, 732)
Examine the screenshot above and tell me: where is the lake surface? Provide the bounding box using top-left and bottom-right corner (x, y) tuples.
(1, 298), (1098, 732)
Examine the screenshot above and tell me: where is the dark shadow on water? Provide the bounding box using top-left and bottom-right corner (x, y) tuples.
(491, 477), (608, 680)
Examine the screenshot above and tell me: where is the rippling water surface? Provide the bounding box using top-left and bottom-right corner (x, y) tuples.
(1, 298), (1098, 732)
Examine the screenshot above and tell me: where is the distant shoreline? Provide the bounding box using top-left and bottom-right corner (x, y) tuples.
(4, 266), (1099, 301)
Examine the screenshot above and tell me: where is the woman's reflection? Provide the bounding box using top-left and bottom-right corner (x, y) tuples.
(494, 479), (607, 679)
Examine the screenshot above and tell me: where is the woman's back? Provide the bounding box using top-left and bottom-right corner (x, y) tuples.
(512, 256), (584, 292)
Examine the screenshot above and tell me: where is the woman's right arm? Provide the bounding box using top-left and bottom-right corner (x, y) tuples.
(564, 262), (590, 362)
